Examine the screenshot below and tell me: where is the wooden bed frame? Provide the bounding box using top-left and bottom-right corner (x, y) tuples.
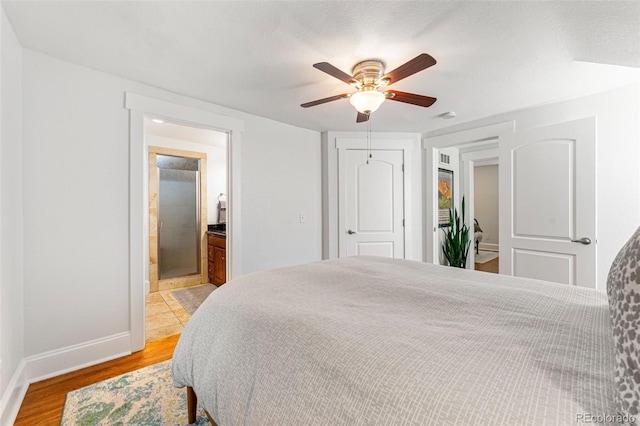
(187, 386), (218, 426)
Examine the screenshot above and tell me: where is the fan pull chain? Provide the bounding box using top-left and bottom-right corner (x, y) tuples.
(366, 113), (372, 164)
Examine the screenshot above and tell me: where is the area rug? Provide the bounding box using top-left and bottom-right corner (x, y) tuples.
(172, 284), (216, 315)
(475, 250), (499, 264)
(61, 360), (210, 425)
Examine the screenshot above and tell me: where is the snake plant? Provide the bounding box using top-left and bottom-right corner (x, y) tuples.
(442, 196), (471, 268)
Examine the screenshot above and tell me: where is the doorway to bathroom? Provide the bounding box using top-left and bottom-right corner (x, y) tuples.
(126, 92), (243, 351)
(145, 119), (228, 342)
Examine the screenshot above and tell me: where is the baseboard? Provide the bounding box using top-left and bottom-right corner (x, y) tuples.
(25, 332), (132, 383)
(479, 242), (499, 252)
(0, 360), (27, 426)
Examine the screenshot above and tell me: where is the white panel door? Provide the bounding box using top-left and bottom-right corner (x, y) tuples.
(339, 149), (404, 258)
(499, 117), (596, 287)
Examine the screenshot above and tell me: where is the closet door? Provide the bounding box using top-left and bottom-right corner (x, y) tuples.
(339, 149), (405, 258)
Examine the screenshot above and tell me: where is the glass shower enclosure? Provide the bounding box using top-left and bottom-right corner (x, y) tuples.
(156, 154), (201, 280)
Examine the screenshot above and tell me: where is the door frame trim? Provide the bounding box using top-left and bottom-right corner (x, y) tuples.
(125, 92), (244, 351)
(423, 122), (515, 265)
(322, 132), (422, 261)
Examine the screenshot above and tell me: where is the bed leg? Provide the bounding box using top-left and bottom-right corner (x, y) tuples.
(187, 386), (197, 424)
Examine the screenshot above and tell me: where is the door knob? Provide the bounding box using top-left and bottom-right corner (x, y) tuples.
(571, 237), (592, 245)
(347, 229), (357, 235)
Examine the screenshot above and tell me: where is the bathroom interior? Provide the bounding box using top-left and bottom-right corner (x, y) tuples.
(144, 118), (228, 341)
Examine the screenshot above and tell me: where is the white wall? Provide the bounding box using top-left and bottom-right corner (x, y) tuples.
(20, 49), (321, 369)
(0, 8), (27, 425)
(424, 84), (640, 289)
(241, 119), (322, 273)
(22, 50), (131, 358)
(474, 165), (499, 247)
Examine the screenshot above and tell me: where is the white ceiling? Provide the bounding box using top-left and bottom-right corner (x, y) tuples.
(4, 1), (640, 133)
(145, 118), (228, 148)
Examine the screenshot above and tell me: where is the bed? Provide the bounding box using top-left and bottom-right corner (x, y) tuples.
(171, 238), (640, 426)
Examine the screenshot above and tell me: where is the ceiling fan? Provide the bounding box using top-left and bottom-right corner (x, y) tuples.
(301, 53), (437, 123)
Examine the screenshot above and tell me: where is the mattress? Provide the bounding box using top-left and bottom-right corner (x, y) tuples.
(172, 256), (617, 425)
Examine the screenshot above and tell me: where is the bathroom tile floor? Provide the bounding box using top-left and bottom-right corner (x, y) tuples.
(145, 285), (208, 342)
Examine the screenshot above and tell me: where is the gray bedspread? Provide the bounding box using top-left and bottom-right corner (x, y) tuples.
(172, 256), (617, 425)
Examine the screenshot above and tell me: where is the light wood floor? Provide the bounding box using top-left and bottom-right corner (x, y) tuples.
(15, 285), (211, 424)
(14, 334), (180, 425)
(15, 268), (504, 424)
(475, 256), (499, 274)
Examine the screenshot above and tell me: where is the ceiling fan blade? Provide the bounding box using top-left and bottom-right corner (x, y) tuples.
(385, 90), (437, 107)
(382, 54), (436, 85)
(356, 112), (370, 123)
(313, 62), (356, 85)
(301, 94), (349, 108)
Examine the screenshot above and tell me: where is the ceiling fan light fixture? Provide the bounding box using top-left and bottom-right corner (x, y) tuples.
(302, 54), (437, 121)
(349, 90), (385, 114)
